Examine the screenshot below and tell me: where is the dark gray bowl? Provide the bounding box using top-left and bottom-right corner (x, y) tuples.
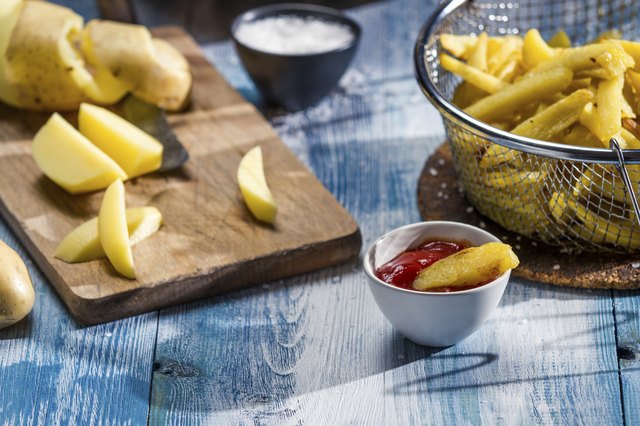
(231, 3), (361, 110)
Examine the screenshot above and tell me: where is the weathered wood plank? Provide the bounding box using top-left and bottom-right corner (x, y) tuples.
(148, 0), (627, 423)
(0, 2), (156, 425)
(0, 225), (157, 425)
(614, 291), (640, 424)
(4, 0), (638, 424)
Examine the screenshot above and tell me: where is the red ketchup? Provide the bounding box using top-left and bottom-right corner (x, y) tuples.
(375, 239), (484, 293)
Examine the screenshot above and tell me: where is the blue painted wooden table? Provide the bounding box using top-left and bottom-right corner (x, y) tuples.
(1, 0), (639, 424)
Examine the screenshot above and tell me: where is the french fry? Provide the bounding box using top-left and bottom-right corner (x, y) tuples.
(479, 145), (525, 169)
(467, 32), (489, 71)
(482, 170), (548, 207)
(621, 128), (640, 149)
(440, 34), (477, 59)
(495, 57), (522, 82)
(562, 124), (603, 148)
(488, 36), (522, 76)
(595, 74), (625, 141)
(556, 192), (640, 248)
(549, 30), (572, 48)
(579, 102), (606, 145)
(452, 81), (486, 108)
(575, 68), (611, 79)
(510, 88), (594, 141)
(618, 40), (640, 71)
(523, 29), (556, 69)
(531, 43), (610, 73)
(412, 242), (519, 290)
(464, 67), (573, 121)
(439, 53), (510, 94)
(439, 30), (640, 250)
(621, 81), (636, 118)
(565, 77), (592, 92)
(596, 42), (635, 77)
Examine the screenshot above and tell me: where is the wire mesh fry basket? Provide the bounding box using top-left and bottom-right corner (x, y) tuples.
(414, 0), (640, 254)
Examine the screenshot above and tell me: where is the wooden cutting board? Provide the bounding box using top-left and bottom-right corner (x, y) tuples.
(0, 27), (361, 325)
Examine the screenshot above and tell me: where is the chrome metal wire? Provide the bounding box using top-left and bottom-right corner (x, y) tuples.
(415, 0), (640, 253)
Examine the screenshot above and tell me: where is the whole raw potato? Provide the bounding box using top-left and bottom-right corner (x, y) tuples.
(0, 239), (35, 329)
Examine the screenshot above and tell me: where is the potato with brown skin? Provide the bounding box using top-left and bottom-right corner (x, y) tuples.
(0, 239), (35, 329)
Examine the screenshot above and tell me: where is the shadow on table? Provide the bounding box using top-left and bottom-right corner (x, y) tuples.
(143, 259), (639, 418)
(144, 257), (501, 417)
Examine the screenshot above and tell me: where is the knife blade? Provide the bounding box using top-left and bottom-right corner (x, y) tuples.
(121, 95), (190, 172)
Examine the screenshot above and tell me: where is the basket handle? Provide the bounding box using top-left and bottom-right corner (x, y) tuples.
(610, 137), (640, 226)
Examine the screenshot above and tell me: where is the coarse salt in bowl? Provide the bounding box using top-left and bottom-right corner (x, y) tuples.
(231, 3), (361, 110)
(233, 15), (354, 55)
(363, 221), (512, 347)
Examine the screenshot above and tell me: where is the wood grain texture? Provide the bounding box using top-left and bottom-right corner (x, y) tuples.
(0, 226), (157, 425)
(0, 27), (360, 325)
(614, 290), (640, 424)
(147, 0), (628, 418)
(2, 1), (639, 424)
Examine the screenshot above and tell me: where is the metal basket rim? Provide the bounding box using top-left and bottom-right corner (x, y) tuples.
(413, 0), (640, 165)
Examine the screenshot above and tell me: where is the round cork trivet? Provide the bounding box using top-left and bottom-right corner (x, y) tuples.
(417, 143), (640, 289)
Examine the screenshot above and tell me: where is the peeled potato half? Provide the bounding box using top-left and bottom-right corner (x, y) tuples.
(0, 1), (191, 111)
(81, 20), (192, 111)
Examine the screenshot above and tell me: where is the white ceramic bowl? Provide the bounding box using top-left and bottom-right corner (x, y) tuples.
(363, 221), (511, 347)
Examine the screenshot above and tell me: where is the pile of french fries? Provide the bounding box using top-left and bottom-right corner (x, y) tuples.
(439, 29), (640, 249)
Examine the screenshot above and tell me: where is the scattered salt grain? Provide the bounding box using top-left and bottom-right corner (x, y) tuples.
(429, 167), (438, 176)
(553, 264), (560, 270)
(234, 15), (354, 55)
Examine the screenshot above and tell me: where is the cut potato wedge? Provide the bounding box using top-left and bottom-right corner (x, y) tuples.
(412, 242), (519, 291)
(55, 207), (162, 263)
(78, 103), (163, 178)
(99, 179), (136, 279)
(237, 146), (277, 224)
(32, 113), (127, 194)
